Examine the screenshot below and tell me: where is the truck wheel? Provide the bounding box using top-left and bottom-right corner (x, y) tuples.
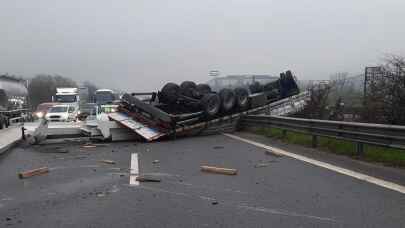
(219, 88), (236, 112)
(0, 118), (3, 130)
(5, 117), (9, 128)
(234, 88), (249, 110)
(180, 81), (197, 98)
(200, 94), (221, 117)
(196, 84), (211, 94)
(160, 83), (180, 104)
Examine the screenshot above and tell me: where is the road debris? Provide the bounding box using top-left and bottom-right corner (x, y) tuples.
(96, 192), (106, 197)
(265, 150), (283, 157)
(152, 160), (160, 164)
(18, 167), (49, 179)
(254, 161), (277, 168)
(213, 146), (224, 150)
(82, 145), (97, 149)
(136, 176), (161, 182)
(201, 165), (238, 175)
(92, 144), (110, 147)
(99, 160), (116, 165)
(254, 163), (270, 168)
(47, 147), (69, 153)
(211, 201), (219, 205)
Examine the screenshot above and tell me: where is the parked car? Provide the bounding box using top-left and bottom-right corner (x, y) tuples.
(34, 102), (59, 119)
(45, 105), (78, 122)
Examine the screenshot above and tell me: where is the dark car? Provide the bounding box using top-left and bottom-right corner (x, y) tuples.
(34, 102), (59, 119)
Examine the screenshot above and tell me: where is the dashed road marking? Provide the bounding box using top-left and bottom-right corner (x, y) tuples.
(129, 153), (139, 186)
(225, 133), (405, 194)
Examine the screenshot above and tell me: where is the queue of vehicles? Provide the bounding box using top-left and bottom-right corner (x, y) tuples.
(33, 87), (118, 122)
(2, 70), (300, 135)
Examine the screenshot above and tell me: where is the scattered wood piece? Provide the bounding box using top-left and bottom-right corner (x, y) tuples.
(54, 148), (69, 153)
(265, 150), (283, 157)
(91, 144), (110, 147)
(18, 167), (49, 179)
(152, 160), (160, 164)
(82, 145), (97, 148)
(136, 176), (161, 182)
(99, 160), (116, 165)
(39, 147), (69, 154)
(96, 192), (106, 197)
(213, 146), (224, 150)
(254, 163), (270, 168)
(201, 165), (238, 175)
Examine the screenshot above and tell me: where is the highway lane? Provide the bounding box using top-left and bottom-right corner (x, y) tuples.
(0, 134), (404, 227)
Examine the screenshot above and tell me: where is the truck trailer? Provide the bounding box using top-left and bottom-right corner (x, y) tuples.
(0, 75), (30, 129)
(110, 70), (300, 140)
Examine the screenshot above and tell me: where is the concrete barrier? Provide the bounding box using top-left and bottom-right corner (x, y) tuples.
(0, 126), (22, 155)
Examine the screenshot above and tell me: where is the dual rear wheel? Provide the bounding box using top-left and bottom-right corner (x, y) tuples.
(160, 81), (250, 117)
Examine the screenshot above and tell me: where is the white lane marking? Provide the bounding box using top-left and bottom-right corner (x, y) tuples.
(237, 205), (337, 222)
(135, 185), (337, 223)
(129, 153), (139, 186)
(224, 133), (405, 195)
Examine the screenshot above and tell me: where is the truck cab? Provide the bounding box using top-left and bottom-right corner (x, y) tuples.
(53, 88), (80, 119)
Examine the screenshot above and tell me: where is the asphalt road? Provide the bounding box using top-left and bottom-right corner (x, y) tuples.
(0, 134), (404, 227)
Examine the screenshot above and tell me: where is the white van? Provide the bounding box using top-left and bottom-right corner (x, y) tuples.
(45, 105), (78, 122)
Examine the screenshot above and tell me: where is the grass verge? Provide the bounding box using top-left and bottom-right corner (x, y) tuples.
(253, 127), (405, 168)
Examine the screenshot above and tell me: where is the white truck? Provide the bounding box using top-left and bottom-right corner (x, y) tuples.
(52, 87), (89, 120)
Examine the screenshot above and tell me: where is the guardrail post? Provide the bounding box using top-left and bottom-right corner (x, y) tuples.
(265, 106), (271, 115)
(356, 142), (364, 157)
(21, 127), (26, 140)
(312, 135), (318, 148)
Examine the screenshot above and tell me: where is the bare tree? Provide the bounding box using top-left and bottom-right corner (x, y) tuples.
(83, 81), (98, 103)
(28, 74), (77, 109)
(363, 54), (405, 124)
(294, 82), (332, 119)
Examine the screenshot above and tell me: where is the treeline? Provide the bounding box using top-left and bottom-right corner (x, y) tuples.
(27, 74), (98, 109)
(295, 54), (405, 125)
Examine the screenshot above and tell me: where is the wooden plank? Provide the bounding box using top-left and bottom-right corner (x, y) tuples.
(99, 159), (116, 165)
(200, 165), (238, 175)
(136, 176), (161, 182)
(18, 167), (49, 179)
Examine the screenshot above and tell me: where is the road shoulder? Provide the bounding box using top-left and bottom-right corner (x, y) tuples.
(231, 131), (405, 187)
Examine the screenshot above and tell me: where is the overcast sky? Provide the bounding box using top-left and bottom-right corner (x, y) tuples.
(1, 0), (404, 91)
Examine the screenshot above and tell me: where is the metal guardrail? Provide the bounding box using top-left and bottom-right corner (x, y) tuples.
(240, 115), (405, 154)
(0, 109), (28, 114)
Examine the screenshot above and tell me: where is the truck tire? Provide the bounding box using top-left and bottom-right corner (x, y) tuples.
(0, 118), (3, 130)
(196, 84), (211, 95)
(200, 94), (221, 117)
(234, 88), (249, 110)
(160, 83), (180, 104)
(219, 88), (236, 112)
(5, 117), (9, 128)
(180, 81), (197, 98)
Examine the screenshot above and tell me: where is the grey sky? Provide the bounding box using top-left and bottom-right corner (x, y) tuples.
(1, 0), (404, 91)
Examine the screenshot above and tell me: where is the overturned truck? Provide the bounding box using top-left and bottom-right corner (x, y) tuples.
(28, 71), (304, 143)
(109, 71), (300, 141)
